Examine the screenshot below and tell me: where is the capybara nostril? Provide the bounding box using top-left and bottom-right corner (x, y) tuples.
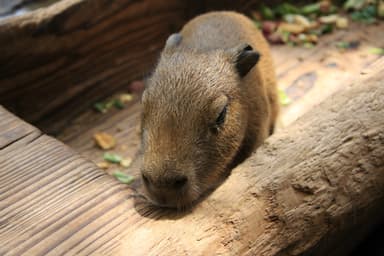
(170, 175), (188, 190)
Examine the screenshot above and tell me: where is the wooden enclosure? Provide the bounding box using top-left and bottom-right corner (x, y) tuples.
(0, 0), (383, 255)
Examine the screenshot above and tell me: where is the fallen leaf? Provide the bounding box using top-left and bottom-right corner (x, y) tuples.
(278, 23), (306, 34)
(278, 88), (292, 106)
(113, 99), (125, 109)
(293, 15), (312, 28)
(301, 3), (321, 15)
(104, 152), (122, 164)
(97, 162), (110, 169)
(319, 14), (339, 24)
(336, 17), (349, 29)
(120, 158), (133, 168)
(312, 24), (334, 35)
(379, 0), (384, 17)
(350, 5), (377, 24)
(344, 0), (365, 10)
(94, 132), (116, 150)
(119, 93), (134, 103)
(275, 3), (300, 16)
(94, 102), (107, 113)
(260, 5), (275, 20)
(113, 171), (135, 184)
(303, 42), (315, 48)
(307, 34), (319, 43)
(93, 98), (122, 113)
(335, 41), (360, 50)
(368, 47), (384, 55)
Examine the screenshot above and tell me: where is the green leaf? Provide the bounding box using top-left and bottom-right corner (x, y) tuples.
(254, 20), (261, 29)
(321, 24), (334, 34)
(303, 42), (315, 49)
(301, 3), (320, 15)
(103, 152), (122, 164)
(113, 171), (135, 184)
(275, 3), (300, 16)
(104, 100), (115, 109)
(278, 88), (292, 106)
(335, 41), (360, 49)
(350, 5), (377, 24)
(113, 99), (125, 109)
(344, 0), (365, 10)
(368, 47), (384, 55)
(260, 5), (275, 20)
(280, 31), (291, 43)
(93, 102), (107, 113)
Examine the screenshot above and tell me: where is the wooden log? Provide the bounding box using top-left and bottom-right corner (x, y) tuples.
(0, 0), (197, 135)
(121, 58), (384, 255)
(1, 58), (383, 255)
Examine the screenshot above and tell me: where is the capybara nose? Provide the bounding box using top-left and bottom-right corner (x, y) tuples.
(141, 172), (188, 190)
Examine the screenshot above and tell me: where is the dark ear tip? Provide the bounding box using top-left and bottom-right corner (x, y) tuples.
(235, 44), (260, 77)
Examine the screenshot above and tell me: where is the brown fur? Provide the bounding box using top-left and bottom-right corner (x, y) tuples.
(140, 11), (279, 209)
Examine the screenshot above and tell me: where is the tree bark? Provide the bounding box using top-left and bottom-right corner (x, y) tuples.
(121, 58), (384, 255)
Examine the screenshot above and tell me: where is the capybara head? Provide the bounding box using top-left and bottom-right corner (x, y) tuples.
(140, 34), (260, 209)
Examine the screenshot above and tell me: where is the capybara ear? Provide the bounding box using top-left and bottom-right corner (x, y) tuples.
(163, 33), (183, 52)
(232, 44), (260, 78)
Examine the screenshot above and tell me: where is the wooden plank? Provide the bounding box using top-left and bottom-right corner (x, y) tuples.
(0, 106), (138, 256)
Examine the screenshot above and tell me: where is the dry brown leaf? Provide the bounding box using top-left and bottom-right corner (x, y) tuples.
(120, 158), (133, 168)
(336, 17), (349, 29)
(94, 132), (116, 150)
(278, 23), (305, 34)
(97, 161), (110, 169)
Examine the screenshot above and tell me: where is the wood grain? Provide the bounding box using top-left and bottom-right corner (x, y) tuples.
(0, 0), (194, 135)
(0, 106), (138, 256)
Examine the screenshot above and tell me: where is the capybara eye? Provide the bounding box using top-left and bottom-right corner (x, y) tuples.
(216, 105), (227, 126)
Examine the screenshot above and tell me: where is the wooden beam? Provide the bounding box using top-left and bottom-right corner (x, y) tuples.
(0, 105), (138, 255)
(0, 0), (195, 135)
